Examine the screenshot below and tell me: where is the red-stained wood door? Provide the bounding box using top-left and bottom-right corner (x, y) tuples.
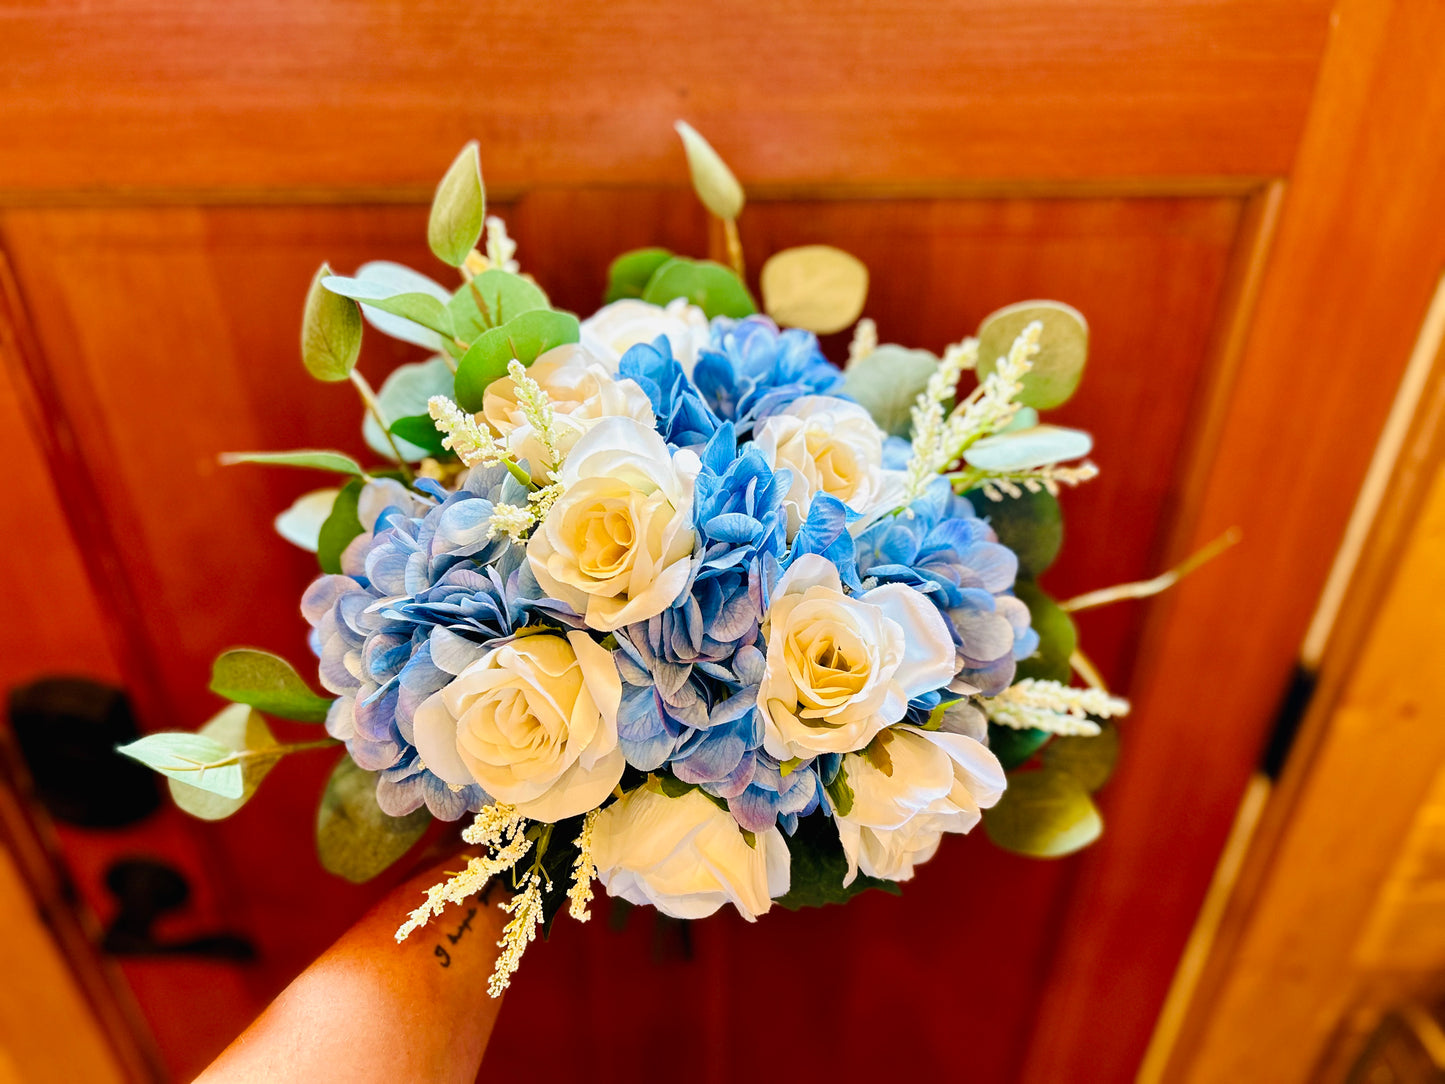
(2, 2), (1443, 1081)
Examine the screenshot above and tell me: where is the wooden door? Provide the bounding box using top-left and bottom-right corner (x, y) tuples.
(2, 2), (1442, 1080)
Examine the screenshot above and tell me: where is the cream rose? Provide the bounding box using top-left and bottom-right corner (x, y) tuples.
(527, 416), (699, 632)
(411, 630), (624, 821)
(591, 786), (790, 921)
(836, 725), (1005, 884)
(579, 297), (711, 374)
(482, 343), (655, 483)
(759, 555), (955, 759)
(754, 396), (907, 537)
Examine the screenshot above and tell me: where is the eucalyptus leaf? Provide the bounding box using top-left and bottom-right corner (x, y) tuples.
(605, 248), (674, 304)
(317, 478), (365, 575)
(1042, 721), (1120, 793)
(1013, 580), (1077, 684)
(362, 357), (455, 462)
(389, 415), (449, 458)
(963, 425), (1093, 473)
(760, 245), (869, 334)
(428, 141), (486, 268)
(316, 756), (431, 883)
(642, 257), (756, 320)
(169, 705), (282, 821)
(301, 262), (362, 382)
(321, 276), (454, 339)
(674, 120), (744, 220)
(842, 344), (940, 438)
(220, 450), (365, 476)
(966, 486), (1063, 577)
(453, 309), (581, 412)
(976, 300), (1089, 410)
(988, 723), (1052, 771)
(275, 487), (342, 552)
(117, 732), (243, 800)
(210, 648), (333, 723)
(349, 261), (453, 349)
(774, 813), (901, 910)
(983, 768), (1103, 857)
(449, 269), (551, 344)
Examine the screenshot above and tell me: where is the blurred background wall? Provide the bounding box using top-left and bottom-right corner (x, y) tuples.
(1, 1), (1444, 1081)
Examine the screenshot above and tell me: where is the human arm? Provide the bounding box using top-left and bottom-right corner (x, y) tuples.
(194, 856), (504, 1084)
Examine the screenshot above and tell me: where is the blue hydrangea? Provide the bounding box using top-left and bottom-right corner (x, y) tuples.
(612, 424), (790, 799)
(302, 465), (570, 820)
(618, 335), (721, 451)
(854, 478), (1037, 695)
(692, 316), (846, 436)
(711, 754), (820, 834)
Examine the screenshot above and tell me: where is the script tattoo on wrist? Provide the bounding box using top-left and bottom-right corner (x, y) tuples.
(432, 880), (496, 968)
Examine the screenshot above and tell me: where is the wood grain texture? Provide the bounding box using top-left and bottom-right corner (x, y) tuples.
(0, 1), (1330, 196)
(1019, 1), (1445, 1079)
(0, 192), (1240, 1080)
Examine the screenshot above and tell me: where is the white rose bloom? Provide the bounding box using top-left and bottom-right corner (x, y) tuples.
(411, 630), (624, 822)
(580, 297), (711, 375)
(483, 343), (655, 483)
(759, 555), (955, 760)
(527, 416), (699, 632)
(754, 396), (907, 537)
(591, 786), (790, 921)
(836, 725), (1005, 885)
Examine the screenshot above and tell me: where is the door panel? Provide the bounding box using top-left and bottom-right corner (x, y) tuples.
(18, 1), (1441, 1081)
(2, 191), (1242, 1079)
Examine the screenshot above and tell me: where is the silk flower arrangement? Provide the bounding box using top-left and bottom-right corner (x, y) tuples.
(118, 123), (1160, 996)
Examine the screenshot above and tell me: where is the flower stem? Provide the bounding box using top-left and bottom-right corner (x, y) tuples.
(349, 369), (414, 483)
(723, 217), (745, 280)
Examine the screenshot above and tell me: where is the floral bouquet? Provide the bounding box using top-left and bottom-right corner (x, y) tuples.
(119, 125), (1134, 996)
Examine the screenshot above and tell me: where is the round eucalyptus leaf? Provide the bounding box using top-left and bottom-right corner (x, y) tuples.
(988, 723), (1052, 771)
(963, 425), (1092, 473)
(605, 248), (674, 304)
(841, 344), (940, 438)
(453, 309), (581, 412)
(966, 486), (1063, 577)
(984, 767), (1103, 858)
(1013, 579), (1076, 684)
(210, 648), (333, 724)
(117, 732), (243, 800)
(449, 269), (550, 344)
(674, 120), (744, 220)
(642, 258), (756, 320)
(760, 245), (869, 334)
(1042, 721), (1120, 793)
(976, 300), (1089, 410)
(316, 756), (431, 883)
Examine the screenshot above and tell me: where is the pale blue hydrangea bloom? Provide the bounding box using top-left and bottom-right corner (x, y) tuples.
(302, 465), (571, 820)
(692, 316), (845, 436)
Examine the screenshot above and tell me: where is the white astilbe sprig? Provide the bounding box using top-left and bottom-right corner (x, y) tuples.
(976, 462), (1100, 502)
(566, 808), (600, 922)
(488, 869), (545, 998)
(946, 320), (1040, 447)
(485, 216), (520, 274)
(426, 393), (559, 540)
(428, 395), (513, 469)
(848, 317), (878, 365)
(505, 359), (562, 481)
(902, 337), (979, 504)
(463, 216), (521, 277)
(394, 804), (531, 943)
(981, 678), (1129, 737)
